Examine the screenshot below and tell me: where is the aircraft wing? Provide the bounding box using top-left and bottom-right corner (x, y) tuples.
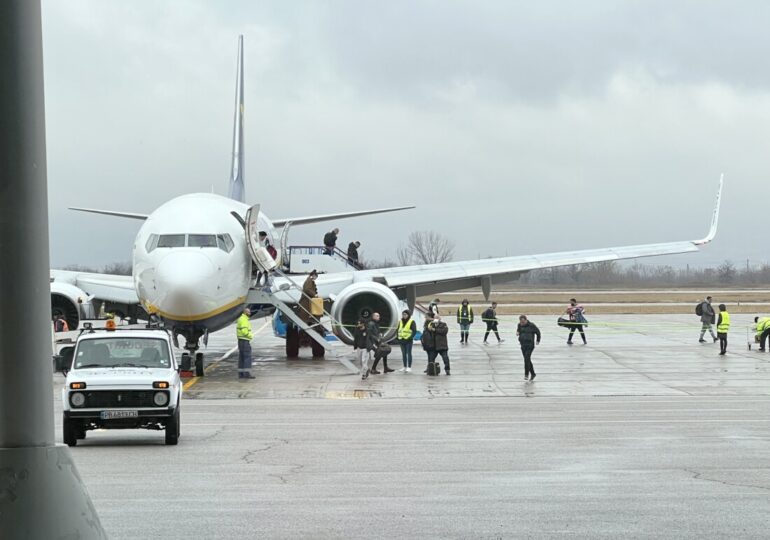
(69, 207), (149, 220)
(327, 175), (723, 299)
(272, 205), (415, 227)
(51, 270), (138, 304)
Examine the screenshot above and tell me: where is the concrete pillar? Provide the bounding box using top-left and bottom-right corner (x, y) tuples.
(0, 0), (105, 537)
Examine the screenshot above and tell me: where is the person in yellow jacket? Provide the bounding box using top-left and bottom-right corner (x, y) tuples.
(716, 304), (730, 356)
(754, 316), (770, 352)
(236, 308), (255, 379)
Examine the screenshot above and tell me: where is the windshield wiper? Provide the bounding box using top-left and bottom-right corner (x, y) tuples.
(112, 363), (153, 368)
(77, 363), (105, 369)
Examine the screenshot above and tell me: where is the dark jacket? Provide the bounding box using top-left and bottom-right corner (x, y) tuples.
(431, 320), (449, 351)
(353, 324), (367, 350)
(421, 321), (435, 351)
(298, 276), (317, 323)
(517, 321), (541, 345)
(457, 305), (474, 325)
(482, 307), (497, 323)
(700, 300), (716, 324)
(347, 242), (359, 261)
(366, 320), (381, 351)
(323, 231), (338, 249)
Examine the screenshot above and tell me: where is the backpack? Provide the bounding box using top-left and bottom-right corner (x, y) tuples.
(427, 361), (441, 376)
(695, 303), (703, 316)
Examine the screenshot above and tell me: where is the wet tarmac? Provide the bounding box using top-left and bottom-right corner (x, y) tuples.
(52, 315), (770, 539)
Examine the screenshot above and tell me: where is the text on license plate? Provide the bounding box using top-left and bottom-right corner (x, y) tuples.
(100, 410), (139, 419)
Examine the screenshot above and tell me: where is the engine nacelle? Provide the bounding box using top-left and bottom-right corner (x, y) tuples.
(330, 282), (400, 345)
(50, 282), (93, 330)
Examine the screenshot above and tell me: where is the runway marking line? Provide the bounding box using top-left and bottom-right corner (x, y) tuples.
(183, 320), (270, 391)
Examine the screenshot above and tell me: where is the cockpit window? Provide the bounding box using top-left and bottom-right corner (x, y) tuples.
(217, 234), (235, 253)
(145, 234), (159, 253)
(188, 234), (218, 248)
(157, 234), (186, 248)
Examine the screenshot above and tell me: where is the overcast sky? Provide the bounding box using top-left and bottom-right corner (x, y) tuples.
(42, 1), (769, 270)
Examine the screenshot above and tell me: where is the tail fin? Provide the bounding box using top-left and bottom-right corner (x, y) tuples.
(228, 35), (246, 203)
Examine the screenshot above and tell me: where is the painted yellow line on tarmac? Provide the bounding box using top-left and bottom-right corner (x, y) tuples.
(183, 320), (270, 391)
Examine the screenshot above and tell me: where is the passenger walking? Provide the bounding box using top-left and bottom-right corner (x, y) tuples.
(352, 319), (370, 376)
(565, 298), (587, 345)
(363, 312), (382, 380)
(347, 241), (361, 268)
(421, 312), (436, 371)
(428, 298), (440, 317)
(256, 231), (276, 286)
(716, 304), (730, 355)
(396, 310), (417, 372)
(427, 315), (451, 375)
(517, 315), (541, 382)
(482, 302), (503, 345)
(457, 299), (474, 344)
(754, 316), (770, 352)
(323, 228), (339, 255)
(371, 340), (394, 374)
(298, 269), (319, 323)
(697, 296), (718, 343)
(236, 308), (255, 379)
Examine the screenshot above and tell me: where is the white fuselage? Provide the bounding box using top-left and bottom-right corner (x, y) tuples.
(132, 193), (274, 336)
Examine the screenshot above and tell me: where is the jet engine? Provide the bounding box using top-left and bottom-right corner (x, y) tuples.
(50, 282), (92, 330)
(330, 282), (400, 345)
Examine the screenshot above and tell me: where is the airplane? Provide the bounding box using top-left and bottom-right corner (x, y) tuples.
(51, 35), (723, 375)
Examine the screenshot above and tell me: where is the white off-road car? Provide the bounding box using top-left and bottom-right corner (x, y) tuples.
(59, 327), (182, 446)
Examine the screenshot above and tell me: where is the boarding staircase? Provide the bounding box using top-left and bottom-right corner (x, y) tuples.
(242, 204), (358, 373)
(248, 270), (359, 373)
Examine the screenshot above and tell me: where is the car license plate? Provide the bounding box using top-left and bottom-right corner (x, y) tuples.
(100, 410), (139, 419)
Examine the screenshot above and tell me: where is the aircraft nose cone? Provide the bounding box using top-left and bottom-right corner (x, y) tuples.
(156, 252), (216, 288)
(152, 252), (220, 319)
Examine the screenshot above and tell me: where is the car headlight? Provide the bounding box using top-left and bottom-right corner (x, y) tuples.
(70, 392), (86, 408)
(153, 391), (169, 407)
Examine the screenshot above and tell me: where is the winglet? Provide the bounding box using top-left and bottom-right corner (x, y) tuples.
(228, 35), (246, 203)
(693, 173), (723, 245)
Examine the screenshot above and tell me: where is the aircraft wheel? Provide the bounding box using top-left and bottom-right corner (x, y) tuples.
(286, 326), (299, 358)
(195, 353), (204, 377)
(180, 352), (192, 371)
(311, 340), (326, 358)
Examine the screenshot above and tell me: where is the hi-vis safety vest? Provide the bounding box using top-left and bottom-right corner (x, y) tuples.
(717, 311), (730, 333)
(237, 314), (253, 341)
(457, 306), (473, 323)
(398, 319), (414, 340)
(756, 317), (770, 335)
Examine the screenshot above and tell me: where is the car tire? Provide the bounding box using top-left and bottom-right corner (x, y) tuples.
(76, 426), (87, 440)
(165, 406), (180, 446)
(63, 417), (78, 447)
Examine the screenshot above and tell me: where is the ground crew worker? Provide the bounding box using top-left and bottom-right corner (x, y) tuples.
(517, 315), (541, 382)
(754, 316), (770, 352)
(397, 310), (417, 372)
(236, 308), (255, 379)
(482, 302), (503, 344)
(457, 299), (473, 344)
(716, 304), (730, 355)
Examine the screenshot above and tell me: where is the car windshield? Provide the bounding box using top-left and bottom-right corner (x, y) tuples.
(74, 337), (171, 369)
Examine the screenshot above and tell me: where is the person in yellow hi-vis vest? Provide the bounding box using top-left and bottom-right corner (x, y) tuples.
(236, 308), (255, 379)
(716, 304), (730, 356)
